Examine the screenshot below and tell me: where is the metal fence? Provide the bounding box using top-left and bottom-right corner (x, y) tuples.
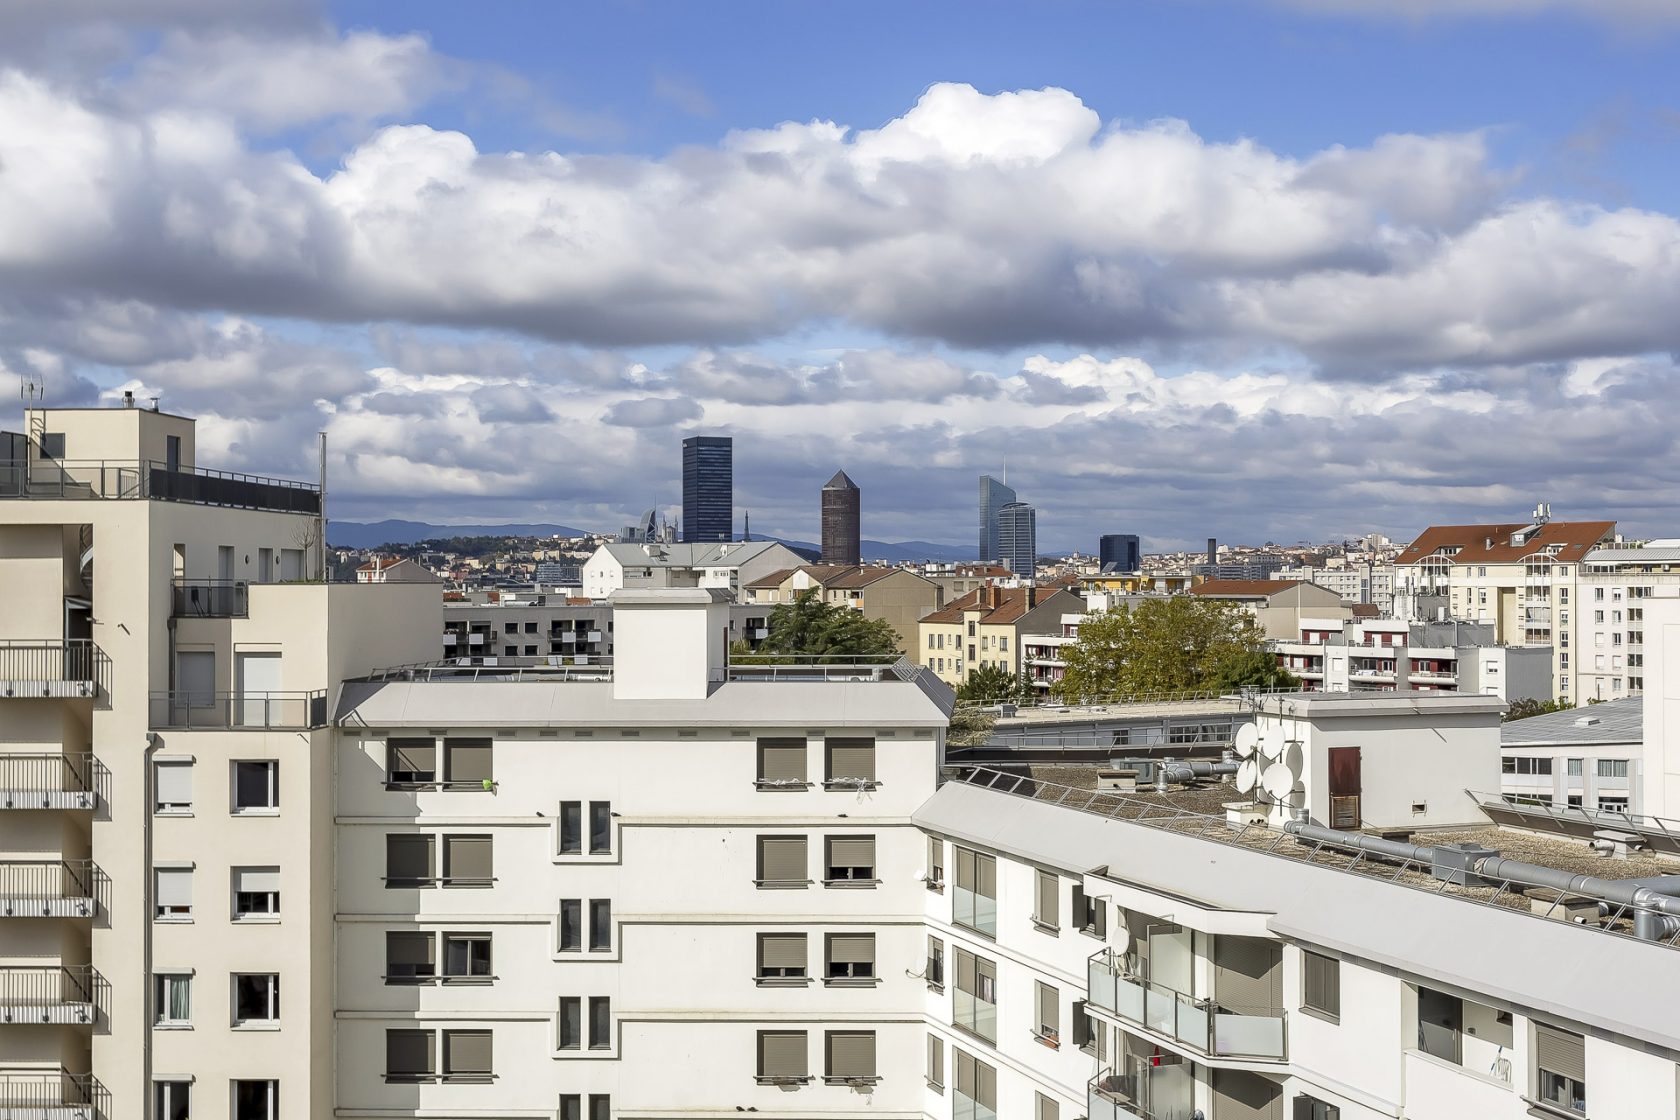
(150, 690), (327, 730)
(0, 753), (102, 808)
(0, 457), (319, 514)
(0, 966), (104, 1018)
(0, 860), (104, 917)
(0, 1068), (108, 1118)
(0, 641), (108, 694)
(172, 579), (249, 618)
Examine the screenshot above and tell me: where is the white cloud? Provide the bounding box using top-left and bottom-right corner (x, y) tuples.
(1274, 0), (1680, 25)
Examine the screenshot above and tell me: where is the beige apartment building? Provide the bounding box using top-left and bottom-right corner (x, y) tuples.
(1188, 578), (1351, 641)
(742, 564), (941, 653)
(917, 585), (1083, 687)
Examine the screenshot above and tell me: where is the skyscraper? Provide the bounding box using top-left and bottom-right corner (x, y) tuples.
(977, 475), (1016, 563)
(820, 469), (861, 565)
(997, 500), (1037, 578)
(1099, 533), (1141, 573)
(681, 436), (732, 543)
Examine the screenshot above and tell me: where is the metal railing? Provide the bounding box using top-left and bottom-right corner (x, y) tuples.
(354, 658), (615, 683)
(0, 966), (104, 1023)
(955, 684), (1301, 711)
(0, 641), (108, 697)
(150, 690), (327, 730)
(0, 457), (320, 514)
(0, 754), (102, 809)
(0, 861), (105, 917)
(172, 579), (249, 618)
(1088, 1071), (1196, 1120)
(0, 1068), (109, 1119)
(1085, 949), (1287, 1060)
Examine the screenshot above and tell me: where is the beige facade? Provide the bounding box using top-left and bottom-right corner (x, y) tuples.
(743, 564), (941, 654)
(917, 585), (1084, 687)
(1190, 578), (1351, 641)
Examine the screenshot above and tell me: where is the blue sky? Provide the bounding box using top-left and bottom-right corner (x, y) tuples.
(0, 0), (1677, 553)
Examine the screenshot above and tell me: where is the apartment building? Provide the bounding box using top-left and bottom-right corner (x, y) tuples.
(1501, 696), (1642, 813)
(1275, 563), (1397, 614)
(1189, 580), (1351, 641)
(743, 564), (941, 653)
(1572, 545), (1680, 700)
(0, 403), (439, 1118)
(579, 539), (805, 600)
(1393, 515), (1618, 703)
(918, 586), (1084, 687)
(332, 588), (954, 1115)
(440, 595), (771, 661)
(1275, 618), (1551, 701)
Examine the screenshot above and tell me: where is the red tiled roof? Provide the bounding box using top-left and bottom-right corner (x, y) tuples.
(745, 564), (903, 591)
(1190, 579), (1303, 599)
(1394, 521), (1615, 566)
(922, 586), (1074, 626)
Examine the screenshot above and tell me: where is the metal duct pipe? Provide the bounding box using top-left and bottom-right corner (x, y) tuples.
(1148, 759), (1240, 792)
(1285, 819), (1433, 864)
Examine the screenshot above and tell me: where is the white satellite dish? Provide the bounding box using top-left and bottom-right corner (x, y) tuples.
(1235, 758), (1259, 794)
(1259, 726), (1285, 761)
(1262, 762), (1298, 800)
(1233, 723), (1259, 759)
(1280, 740), (1303, 773)
(1112, 922), (1132, 955)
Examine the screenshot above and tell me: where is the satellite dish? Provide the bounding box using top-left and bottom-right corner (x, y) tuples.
(1235, 758), (1259, 794)
(1280, 740), (1303, 772)
(1262, 762), (1298, 800)
(1259, 726), (1285, 761)
(1233, 723), (1259, 759)
(1112, 922), (1132, 955)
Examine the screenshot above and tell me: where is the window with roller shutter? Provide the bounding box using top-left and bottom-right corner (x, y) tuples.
(444, 738), (492, 786)
(824, 738), (876, 788)
(232, 866), (279, 919)
(954, 1048), (996, 1116)
(756, 836), (808, 888)
(385, 1029), (435, 1082)
(1534, 1023), (1587, 1115)
(1034, 869), (1059, 930)
(154, 760), (192, 812)
(757, 933), (808, 983)
(756, 1030), (809, 1083)
(385, 835), (434, 887)
(443, 835), (492, 887)
(824, 1030), (877, 1082)
(756, 738), (807, 789)
(824, 835), (876, 883)
(386, 738), (436, 786)
(443, 1030), (492, 1082)
(1301, 951), (1339, 1021)
(386, 931), (435, 984)
(824, 933), (876, 984)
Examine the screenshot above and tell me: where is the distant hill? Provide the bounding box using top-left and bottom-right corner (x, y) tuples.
(761, 536), (975, 564)
(329, 519), (589, 548)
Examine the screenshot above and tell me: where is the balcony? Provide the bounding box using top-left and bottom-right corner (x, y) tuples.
(0, 457), (320, 515)
(1087, 1071), (1194, 1120)
(149, 690), (328, 730)
(0, 642), (108, 700)
(0, 1068), (109, 1120)
(0, 861), (105, 918)
(171, 579), (248, 618)
(0, 966), (105, 1026)
(0, 754), (101, 811)
(1086, 950), (1286, 1061)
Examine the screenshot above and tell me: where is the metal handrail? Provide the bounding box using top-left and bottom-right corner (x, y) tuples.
(955, 684), (1301, 711)
(171, 579), (249, 618)
(0, 1067), (108, 1117)
(0, 455), (318, 514)
(0, 965), (105, 1016)
(1085, 948), (1287, 1059)
(0, 860), (105, 915)
(0, 753), (102, 805)
(0, 640), (109, 694)
(149, 690), (328, 730)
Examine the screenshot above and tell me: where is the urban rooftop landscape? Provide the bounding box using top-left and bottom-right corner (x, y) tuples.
(2, 4), (1679, 1120)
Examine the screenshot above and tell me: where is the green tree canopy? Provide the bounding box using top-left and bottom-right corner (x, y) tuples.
(1052, 596), (1294, 701)
(1503, 697), (1574, 722)
(753, 589), (901, 660)
(956, 662), (1033, 705)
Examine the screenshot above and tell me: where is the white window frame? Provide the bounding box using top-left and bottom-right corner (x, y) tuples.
(231, 760), (278, 814)
(232, 973), (280, 1028)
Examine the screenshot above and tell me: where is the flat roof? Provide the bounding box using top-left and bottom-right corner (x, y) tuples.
(1502, 695), (1642, 747)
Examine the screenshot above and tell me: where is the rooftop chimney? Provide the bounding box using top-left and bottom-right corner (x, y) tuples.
(122, 390), (134, 408)
(610, 589), (730, 700)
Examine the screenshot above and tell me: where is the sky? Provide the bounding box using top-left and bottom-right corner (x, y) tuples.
(2, 1), (1679, 552)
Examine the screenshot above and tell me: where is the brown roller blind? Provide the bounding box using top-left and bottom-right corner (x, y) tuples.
(445, 739), (493, 783)
(1036, 981), (1059, 1036)
(955, 947), (977, 995)
(955, 1050), (996, 1108)
(827, 836), (874, 868)
(927, 1032), (944, 1086)
(1037, 1092), (1060, 1120)
(827, 933), (875, 965)
(826, 1030), (876, 1078)
(1214, 936), (1283, 1015)
(826, 738), (875, 781)
(1535, 1024), (1586, 1083)
(759, 933), (806, 970)
(759, 739), (806, 782)
(386, 835), (434, 880)
(976, 852), (996, 897)
(387, 1029), (435, 1076)
(1035, 870), (1058, 925)
(387, 931), (434, 968)
(758, 836), (807, 883)
(1212, 1068), (1282, 1120)
(928, 835), (944, 879)
(444, 835), (492, 881)
(1302, 951), (1340, 1017)
(388, 738), (436, 779)
(759, 1030), (807, 1078)
(444, 1030), (492, 1076)
(956, 848), (976, 891)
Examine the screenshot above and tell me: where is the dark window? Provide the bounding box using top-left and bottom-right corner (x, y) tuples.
(1302, 951), (1340, 1021)
(589, 996), (611, 1049)
(559, 997), (581, 1049)
(559, 899), (582, 951)
(589, 802), (612, 854)
(589, 900), (612, 951)
(560, 802), (582, 853)
(444, 934), (492, 979)
(233, 761), (277, 811)
(386, 835), (435, 887)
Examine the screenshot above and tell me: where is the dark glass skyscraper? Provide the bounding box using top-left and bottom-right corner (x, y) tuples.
(681, 436), (733, 543)
(997, 501), (1037, 578)
(1099, 533), (1141, 573)
(977, 475), (1017, 563)
(820, 470), (861, 565)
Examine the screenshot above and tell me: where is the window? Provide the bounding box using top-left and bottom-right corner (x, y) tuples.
(927, 835), (944, 888)
(824, 835), (876, 884)
(1568, 758), (1584, 777)
(1599, 795), (1629, 812)
(559, 997), (582, 1050)
(155, 760), (192, 813)
(953, 847), (997, 937)
(589, 1097), (609, 1120)
(954, 947), (998, 1043)
(926, 934), (945, 990)
(386, 737), (436, 786)
(1034, 869), (1059, 930)
(589, 996), (611, 1049)
(232, 761), (277, 812)
(1302, 950), (1340, 1021)
(1295, 1096), (1342, 1120)
(386, 1028), (435, 1082)
(926, 1031), (944, 1091)
(757, 737), (807, 789)
(386, 931), (435, 983)
(1072, 884), (1107, 938)
(233, 1080), (278, 1120)
(1036, 1092), (1059, 1120)
(155, 867), (192, 919)
(559, 899), (582, 951)
(504, 622), (518, 634)
(824, 737), (876, 789)
(1073, 1001), (1107, 1059)
(590, 802), (612, 853)
(757, 932), (808, 983)
(1502, 757), (1553, 776)
(559, 802), (583, 854)
(444, 933), (492, 980)
(444, 738), (493, 788)
(756, 835), (808, 888)
(1597, 759), (1629, 779)
(824, 1030), (877, 1083)
(232, 867), (279, 920)
(39, 431), (64, 459)
(1535, 1024), (1587, 1115)
(757, 1030), (809, 1083)
(824, 933), (876, 984)
(589, 900), (612, 951)
(155, 1081), (190, 1120)
(1035, 980), (1059, 1045)
(386, 835), (435, 887)
(953, 1049), (996, 1118)
(233, 973), (279, 1026)
(444, 1030), (493, 1082)
(443, 835), (492, 886)
(155, 973), (191, 1025)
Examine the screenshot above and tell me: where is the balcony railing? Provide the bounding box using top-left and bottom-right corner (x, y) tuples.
(0, 966), (105, 1025)
(1088, 1072), (1196, 1120)
(150, 690), (327, 730)
(0, 1068), (109, 1120)
(0, 641), (108, 700)
(1086, 949), (1286, 1060)
(172, 579), (248, 618)
(0, 457), (320, 515)
(0, 861), (105, 918)
(0, 754), (102, 810)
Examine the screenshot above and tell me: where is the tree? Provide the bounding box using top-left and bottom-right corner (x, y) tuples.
(1052, 596), (1282, 701)
(1503, 697), (1574, 722)
(755, 589), (901, 660)
(957, 662), (1032, 705)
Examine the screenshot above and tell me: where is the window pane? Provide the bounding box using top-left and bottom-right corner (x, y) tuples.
(560, 899), (582, 951)
(560, 802), (582, 853)
(234, 761), (276, 809)
(589, 803), (612, 853)
(387, 738), (436, 783)
(559, 997), (581, 1049)
(387, 931), (434, 980)
(589, 900), (612, 950)
(589, 996), (611, 1048)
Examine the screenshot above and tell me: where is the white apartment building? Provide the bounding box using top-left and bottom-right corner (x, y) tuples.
(1501, 696), (1642, 814)
(579, 540), (805, 600)
(1275, 617), (1551, 701)
(1275, 563), (1397, 613)
(1572, 546), (1680, 701)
